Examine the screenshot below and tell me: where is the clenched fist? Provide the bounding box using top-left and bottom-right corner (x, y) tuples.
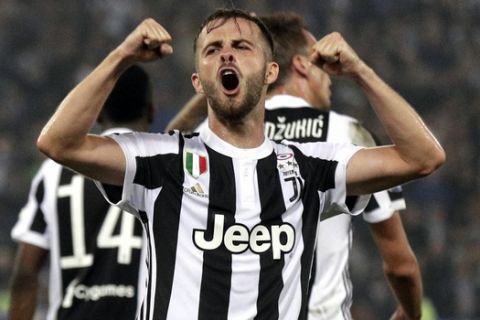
(116, 18), (173, 63)
(310, 32), (365, 77)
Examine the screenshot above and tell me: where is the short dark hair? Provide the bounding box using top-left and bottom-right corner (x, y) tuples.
(100, 64), (152, 124)
(193, 8), (274, 60)
(260, 12), (309, 91)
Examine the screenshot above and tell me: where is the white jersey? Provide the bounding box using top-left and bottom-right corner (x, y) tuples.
(96, 125), (368, 320)
(11, 128), (146, 320)
(265, 95), (406, 320)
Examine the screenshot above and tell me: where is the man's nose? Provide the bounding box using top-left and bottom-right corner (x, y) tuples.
(220, 49), (235, 63)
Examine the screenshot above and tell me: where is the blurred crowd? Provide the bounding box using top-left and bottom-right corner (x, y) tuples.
(1, 0), (479, 319)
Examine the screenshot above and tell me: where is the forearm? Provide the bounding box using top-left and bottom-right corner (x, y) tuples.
(37, 49), (131, 160)
(385, 259), (423, 319)
(354, 65), (445, 175)
(370, 213), (423, 319)
(9, 276), (39, 320)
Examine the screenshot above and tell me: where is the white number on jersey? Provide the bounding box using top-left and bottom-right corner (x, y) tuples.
(58, 175), (141, 269)
(97, 206), (142, 264)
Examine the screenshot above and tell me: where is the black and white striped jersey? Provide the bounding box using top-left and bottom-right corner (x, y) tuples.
(96, 124), (367, 320)
(11, 129), (145, 320)
(265, 95), (406, 320)
(98, 127), (366, 320)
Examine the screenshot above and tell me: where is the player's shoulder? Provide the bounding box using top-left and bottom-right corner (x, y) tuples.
(112, 129), (189, 157)
(329, 110), (359, 126)
(329, 111), (375, 147)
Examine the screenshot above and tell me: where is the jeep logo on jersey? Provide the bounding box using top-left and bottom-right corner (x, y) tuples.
(184, 151), (208, 178)
(193, 214), (295, 260)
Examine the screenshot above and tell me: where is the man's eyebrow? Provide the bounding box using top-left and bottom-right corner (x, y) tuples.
(202, 40), (223, 53)
(232, 39), (254, 46)
(201, 38), (255, 55)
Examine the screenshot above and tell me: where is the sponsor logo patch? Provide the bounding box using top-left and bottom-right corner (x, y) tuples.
(193, 214), (295, 260)
(183, 182), (208, 198)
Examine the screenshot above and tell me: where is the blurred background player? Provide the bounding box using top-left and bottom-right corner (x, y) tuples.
(167, 12), (423, 320)
(262, 12), (422, 320)
(8, 65), (152, 320)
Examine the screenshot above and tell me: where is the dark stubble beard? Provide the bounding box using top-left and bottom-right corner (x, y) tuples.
(201, 66), (266, 124)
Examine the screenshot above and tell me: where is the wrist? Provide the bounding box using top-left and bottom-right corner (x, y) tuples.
(104, 49), (135, 78)
(351, 62), (374, 84)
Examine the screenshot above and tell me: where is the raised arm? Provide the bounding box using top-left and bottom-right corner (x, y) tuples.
(37, 18), (172, 186)
(310, 32), (446, 195)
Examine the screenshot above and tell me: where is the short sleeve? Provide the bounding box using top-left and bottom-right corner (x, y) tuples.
(362, 186), (406, 223)
(95, 131), (180, 216)
(11, 161), (58, 249)
(288, 141), (371, 218)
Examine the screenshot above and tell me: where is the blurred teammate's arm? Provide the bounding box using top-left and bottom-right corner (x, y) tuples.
(9, 243), (48, 320)
(37, 19), (172, 186)
(165, 93), (208, 132)
(369, 212), (422, 320)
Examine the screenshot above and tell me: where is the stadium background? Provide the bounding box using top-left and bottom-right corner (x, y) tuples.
(0, 0), (479, 319)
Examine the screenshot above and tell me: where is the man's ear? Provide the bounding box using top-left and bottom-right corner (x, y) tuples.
(191, 73), (204, 93)
(265, 61), (279, 85)
(292, 55), (309, 78)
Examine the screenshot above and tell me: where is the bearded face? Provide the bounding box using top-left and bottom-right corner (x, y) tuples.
(200, 64), (266, 123)
(192, 17), (278, 126)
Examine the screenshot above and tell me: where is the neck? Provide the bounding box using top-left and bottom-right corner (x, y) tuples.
(268, 79), (310, 102)
(207, 102), (265, 149)
(267, 79), (330, 111)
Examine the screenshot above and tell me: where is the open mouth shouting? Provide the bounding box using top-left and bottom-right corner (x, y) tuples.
(219, 67), (240, 96)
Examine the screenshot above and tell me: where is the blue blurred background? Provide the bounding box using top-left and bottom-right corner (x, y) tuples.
(1, 1), (479, 319)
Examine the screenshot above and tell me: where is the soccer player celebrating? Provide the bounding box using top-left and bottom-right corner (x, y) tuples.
(36, 8), (444, 319)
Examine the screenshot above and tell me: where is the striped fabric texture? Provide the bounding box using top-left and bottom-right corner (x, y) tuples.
(97, 126), (364, 320)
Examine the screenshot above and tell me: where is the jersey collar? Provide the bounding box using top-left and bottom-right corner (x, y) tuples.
(265, 94), (312, 110)
(199, 125), (273, 159)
